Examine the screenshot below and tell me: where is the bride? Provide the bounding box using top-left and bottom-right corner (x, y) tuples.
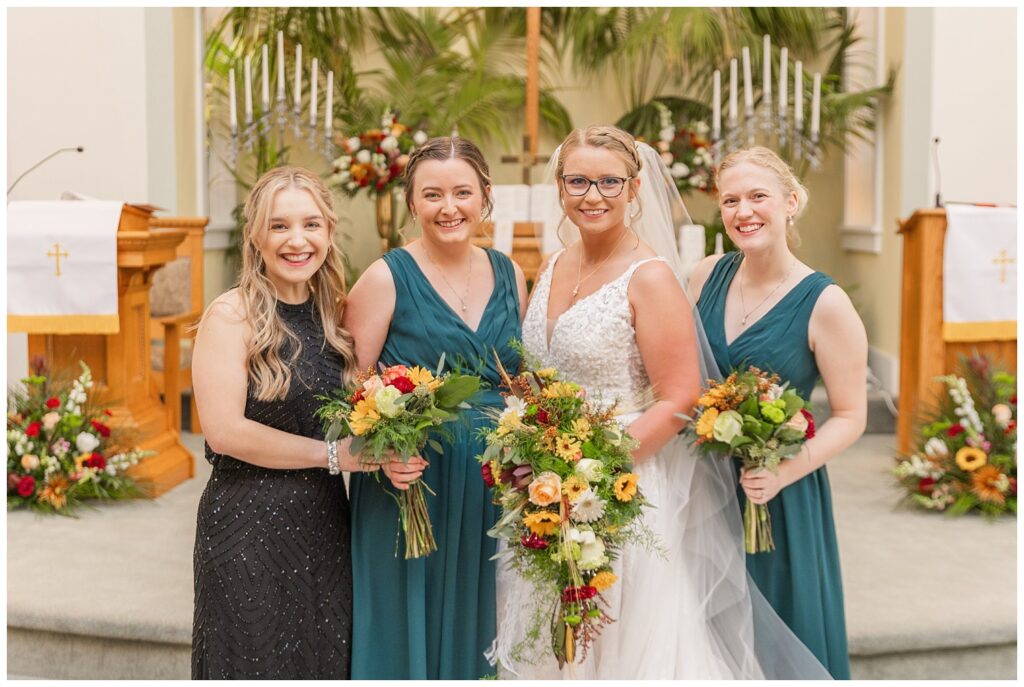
(490, 125), (830, 679)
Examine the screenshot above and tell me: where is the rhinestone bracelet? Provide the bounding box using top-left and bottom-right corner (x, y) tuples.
(326, 439), (341, 475)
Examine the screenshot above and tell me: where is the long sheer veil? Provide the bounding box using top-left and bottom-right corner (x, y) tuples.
(493, 141), (831, 679)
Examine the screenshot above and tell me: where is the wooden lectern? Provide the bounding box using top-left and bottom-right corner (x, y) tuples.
(472, 221), (544, 283)
(28, 204), (196, 496)
(896, 208), (1017, 454)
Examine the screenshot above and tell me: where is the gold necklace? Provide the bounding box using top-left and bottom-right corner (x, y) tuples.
(738, 257), (797, 326)
(423, 244), (473, 313)
(572, 229), (630, 301)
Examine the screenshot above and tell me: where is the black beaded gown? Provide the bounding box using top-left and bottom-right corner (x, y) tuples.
(192, 298), (352, 679)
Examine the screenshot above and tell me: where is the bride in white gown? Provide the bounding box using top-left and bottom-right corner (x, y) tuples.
(490, 126), (830, 679)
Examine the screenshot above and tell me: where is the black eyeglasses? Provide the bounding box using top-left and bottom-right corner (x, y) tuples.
(559, 174), (632, 198)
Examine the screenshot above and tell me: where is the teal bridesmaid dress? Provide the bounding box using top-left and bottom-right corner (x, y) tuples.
(349, 247), (521, 679)
(696, 252), (851, 679)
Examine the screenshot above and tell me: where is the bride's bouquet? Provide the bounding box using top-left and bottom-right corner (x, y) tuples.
(477, 357), (655, 668)
(683, 366), (815, 553)
(315, 356), (480, 559)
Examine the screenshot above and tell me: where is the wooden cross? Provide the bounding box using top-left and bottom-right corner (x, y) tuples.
(47, 242), (69, 277)
(992, 248), (1015, 284)
(500, 7), (551, 184)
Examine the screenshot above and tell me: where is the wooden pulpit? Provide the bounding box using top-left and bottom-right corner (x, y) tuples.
(472, 221), (544, 283)
(28, 204), (196, 496)
(896, 208), (1017, 454)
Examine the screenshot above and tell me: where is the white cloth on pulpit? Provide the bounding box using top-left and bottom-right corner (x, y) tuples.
(942, 204), (1017, 341)
(490, 185), (531, 256)
(7, 200), (122, 334)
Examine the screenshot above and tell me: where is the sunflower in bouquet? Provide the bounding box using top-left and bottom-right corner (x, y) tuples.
(683, 366), (815, 553)
(478, 357), (657, 668)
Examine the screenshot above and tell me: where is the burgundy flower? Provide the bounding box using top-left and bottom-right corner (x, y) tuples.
(90, 420), (111, 438)
(85, 452), (106, 470)
(481, 462), (496, 488)
(536, 409), (550, 425)
(351, 388), (365, 403)
(390, 376), (416, 394)
(521, 533), (549, 549)
(24, 421), (41, 437)
(45, 397), (60, 409)
(917, 477), (937, 495)
(500, 464), (534, 490)
(16, 475), (35, 498)
(561, 585), (598, 603)
(800, 408), (816, 440)
(8, 472), (20, 493)
(947, 423), (965, 438)
(1010, 478), (1017, 496)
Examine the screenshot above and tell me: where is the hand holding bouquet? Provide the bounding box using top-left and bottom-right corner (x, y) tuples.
(684, 366), (815, 553)
(478, 359), (655, 668)
(316, 356), (480, 558)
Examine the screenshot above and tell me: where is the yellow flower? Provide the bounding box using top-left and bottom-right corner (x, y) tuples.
(407, 366), (441, 391)
(73, 453), (90, 470)
(570, 418), (592, 441)
(614, 473), (639, 502)
(542, 381), (579, 399)
(589, 571), (618, 592)
(971, 465), (1009, 505)
(955, 446), (987, 472)
(563, 475), (589, 503)
(490, 459), (502, 484)
(694, 407), (719, 440)
(523, 510), (561, 536)
(349, 397), (381, 436)
(555, 434), (582, 462)
(536, 368), (558, 380)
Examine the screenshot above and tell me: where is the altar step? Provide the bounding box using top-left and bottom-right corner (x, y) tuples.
(7, 434), (1015, 680)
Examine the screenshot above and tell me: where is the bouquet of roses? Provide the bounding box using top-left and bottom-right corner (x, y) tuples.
(477, 358), (655, 668)
(328, 109), (428, 197)
(315, 355), (480, 558)
(894, 355), (1016, 517)
(7, 359), (150, 515)
(683, 366), (815, 553)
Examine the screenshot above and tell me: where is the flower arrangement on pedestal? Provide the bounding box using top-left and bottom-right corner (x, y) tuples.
(7, 360), (150, 515)
(651, 102), (716, 196)
(894, 355), (1016, 518)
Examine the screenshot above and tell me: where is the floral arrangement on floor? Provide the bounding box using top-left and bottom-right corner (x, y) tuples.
(894, 355), (1016, 518)
(652, 101), (716, 196)
(477, 356), (656, 668)
(328, 110), (428, 196)
(683, 366), (814, 553)
(315, 356), (481, 558)
(7, 360), (150, 514)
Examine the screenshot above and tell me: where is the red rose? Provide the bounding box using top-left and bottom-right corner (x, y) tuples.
(358, 178), (369, 188)
(16, 475), (35, 498)
(917, 477), (937, 495)
(536, 409), (550, 425)
(1006, 420), (1016, 435)
(375, 179), (388, 192)
(481, 462), (496, 488)
(45, 397), (60, 409)
(1010, 478), (1017, 496)
(561, 585), (598, 603)
(85, 452), (106, 470)
(800, 408), (816, 439)
(389, 163), (401, 177)
(103, 409), (113, 416)
(390, 376), (416, 394)
(90, 420), (111, 438)
(521, 533), (549, 549)
(351, 388), (365, 403)
(947, 423), (965, 437)
(24, 421), (41, 437)
(8, 472), (20, 492)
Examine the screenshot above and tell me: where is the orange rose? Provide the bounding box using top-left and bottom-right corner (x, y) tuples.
(528, 471), (562, 506)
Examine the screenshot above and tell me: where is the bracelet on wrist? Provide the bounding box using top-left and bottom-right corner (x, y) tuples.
(326, 439), (341, 475)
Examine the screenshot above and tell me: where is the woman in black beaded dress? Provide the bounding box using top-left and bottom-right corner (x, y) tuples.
(190, 166), (425, 679)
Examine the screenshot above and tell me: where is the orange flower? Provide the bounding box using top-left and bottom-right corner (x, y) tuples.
(614, 473), (639, 502)
(528, 472), (562, 506)
(971, 465), (1009, 505)
(38, 475), (70, 510)
(589, 571), (618, 592)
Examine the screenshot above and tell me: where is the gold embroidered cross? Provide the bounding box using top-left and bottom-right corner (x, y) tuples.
(47, 242), (69, 277)
(992, 248), (1015, 284)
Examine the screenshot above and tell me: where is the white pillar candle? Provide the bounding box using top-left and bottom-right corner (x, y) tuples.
(325, 71), (333, 136)
(712, 70), (721, 139)
(228, 67), (237, 134)
(811, 72), (821, 140)
(243, 55), (253, 124)
(729, 58), (738, 126)
(762, 34), (771, 99)
(309, 58), (318, 127)
(794, 60), (804, 128)
(261, 44), (270, 111)
(294, 44), (302, 110)
(276, 31), (285, 102)
(779, 47), (788, 115)
(742, 46), (753, 113)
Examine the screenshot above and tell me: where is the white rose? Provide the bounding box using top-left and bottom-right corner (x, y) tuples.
(659, 126), (675, 142)
(569, 528), (596, 545)
(42, 411), (60, 431)
(712, 410), (744, 444)
(356, 149), (372, 165)
(924, 437), (949, 460)
(688, 174), (703, 187)
(413, 130), (428, 146)
(578, 537), (607, 570)
(75, 431), (100, 453)
(670, 162), (690, 179)
(345, 137), (361, 153)
(380, 135), (399, 153)
(374, 386), (406, 418)
(992, 404), (1013, 428)
(575, 458), (603, 483)
(695, 121), (710, 134)
(362, 376), (384, 397)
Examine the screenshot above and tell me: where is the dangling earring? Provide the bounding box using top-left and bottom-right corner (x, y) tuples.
(787, 215), (795, 226)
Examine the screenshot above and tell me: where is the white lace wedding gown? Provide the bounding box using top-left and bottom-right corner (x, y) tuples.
(494, 251), (766, 679)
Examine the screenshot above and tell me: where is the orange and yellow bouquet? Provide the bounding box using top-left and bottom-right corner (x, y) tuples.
(683, 366), (814, 553)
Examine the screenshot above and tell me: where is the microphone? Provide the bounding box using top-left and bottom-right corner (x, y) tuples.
(931, 137), (942, 208)
(7, 146), (85, 197)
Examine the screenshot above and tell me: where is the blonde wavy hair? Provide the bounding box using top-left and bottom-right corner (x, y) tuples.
(554, 125), (643, 243)
(715, 146), (809, 247)
(237, 166), (356, 401)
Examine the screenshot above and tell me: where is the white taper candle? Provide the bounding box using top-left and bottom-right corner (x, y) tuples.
(294, 44), (302, 110)
(729, 58), (738, 125)
(763, 35), (771, 99)
(794, 61), (804, 128)
(779, 48), (788, 115)
(243, 55), (253, 124)
(276, 31), (285, 102)
(742, 46), (753, 113)
(309, 58), (318, 127)
(325, 71), (333, 136)
(228, 67), (237, 134)
(811, 72), (821, 140)
(261, 44), (270, 111)
(712, 70), (721, 139)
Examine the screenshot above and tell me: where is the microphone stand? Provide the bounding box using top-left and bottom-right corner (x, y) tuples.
(7, 146), (85, 197)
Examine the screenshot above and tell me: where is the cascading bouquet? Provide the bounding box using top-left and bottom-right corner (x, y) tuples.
(7, 359), (150, 514)
(477, 359), (656, 668)
(315, 356), (480, 559)
(683, 366), (815, 553)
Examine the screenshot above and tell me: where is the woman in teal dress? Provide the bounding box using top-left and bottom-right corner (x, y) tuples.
(690, 147), (867, 679)
(342, 136), (527, 679)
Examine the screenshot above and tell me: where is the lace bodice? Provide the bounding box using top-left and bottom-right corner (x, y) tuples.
(522, 250), (665, 416)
